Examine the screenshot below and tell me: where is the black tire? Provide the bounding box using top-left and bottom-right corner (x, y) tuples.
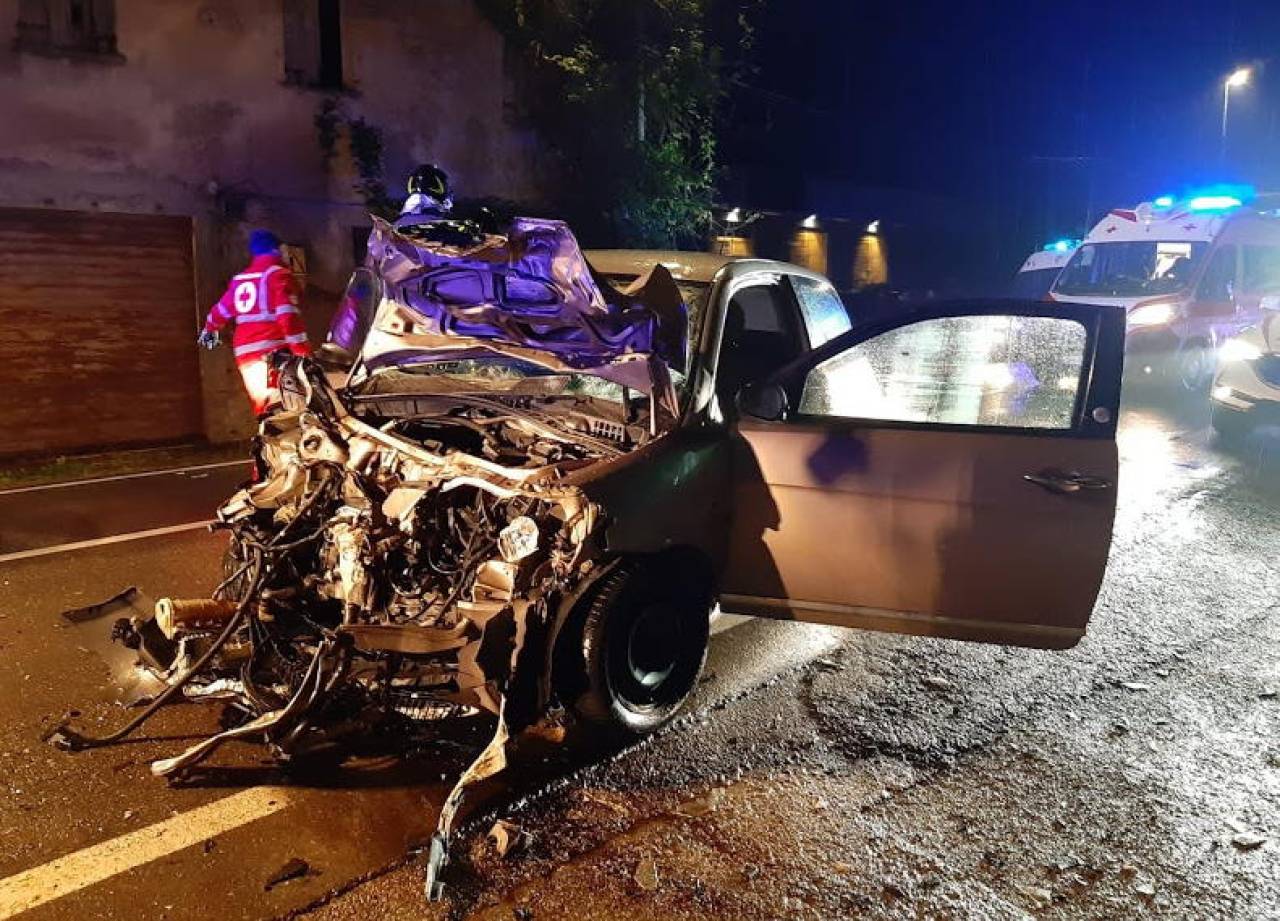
(570, 561), (711, 738)
(1212, 407), (1255, 445)
(1176, 340), (1214, 393)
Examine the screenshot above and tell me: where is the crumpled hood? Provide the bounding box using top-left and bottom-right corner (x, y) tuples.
(355, 216), (686, 407)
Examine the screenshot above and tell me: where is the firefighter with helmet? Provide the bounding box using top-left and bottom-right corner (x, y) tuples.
(197, 229), (310, 416)
(396, 163), (453, 228)
(321, 164), (460, 368)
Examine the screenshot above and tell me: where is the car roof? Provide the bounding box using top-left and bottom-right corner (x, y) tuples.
(585, 249), (824, 285)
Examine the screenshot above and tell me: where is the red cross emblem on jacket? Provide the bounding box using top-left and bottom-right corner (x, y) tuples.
(202, 254), (311, 364)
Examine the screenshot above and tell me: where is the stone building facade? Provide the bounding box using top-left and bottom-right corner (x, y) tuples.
(0, 0), (538, 455)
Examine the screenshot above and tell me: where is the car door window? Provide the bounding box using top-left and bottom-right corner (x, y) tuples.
(797, 314), (1087, 429)
(718, 281), (806, 400)
(791, 276), (852, 347)
(1242, 245), (1280, 294)
(1195, 245), (1236, 308)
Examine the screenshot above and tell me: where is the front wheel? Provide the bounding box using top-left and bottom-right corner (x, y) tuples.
(570, 562), (711, 738)
(1176, 340), (1215, 392)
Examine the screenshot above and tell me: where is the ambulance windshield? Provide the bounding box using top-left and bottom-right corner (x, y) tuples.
(1053, 241), (1209, 297)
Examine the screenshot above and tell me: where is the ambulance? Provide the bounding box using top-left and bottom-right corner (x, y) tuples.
(1011, 239), (1078, 299)
(1049, 191), (1280, 390)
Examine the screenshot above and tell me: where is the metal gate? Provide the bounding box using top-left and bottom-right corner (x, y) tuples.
(0, 207), (202, 457)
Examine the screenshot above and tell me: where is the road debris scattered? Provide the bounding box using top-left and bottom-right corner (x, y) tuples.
(265, 857), (311, 891)
(1231, 832), (1269, 851)
(1017, 884), (1053, 906)
(634, 855), (660, 891)
(675, 786), (725, 818)
(488, 819), (531, 858)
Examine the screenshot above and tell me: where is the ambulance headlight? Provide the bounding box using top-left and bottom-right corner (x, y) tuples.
(1128, 301), (1177, 328)
(1219, 337), (1263, 363)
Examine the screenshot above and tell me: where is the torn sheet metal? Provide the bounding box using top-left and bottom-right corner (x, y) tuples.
(339, 216), (685, 416)
(59, 586), (169, 705)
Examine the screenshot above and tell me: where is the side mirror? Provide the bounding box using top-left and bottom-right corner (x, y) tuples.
(736, 382), (789, 422)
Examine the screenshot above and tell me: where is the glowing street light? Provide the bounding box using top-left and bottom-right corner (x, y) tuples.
(1226, 67), (1251, 89)
(1221, 67), (1251, 159)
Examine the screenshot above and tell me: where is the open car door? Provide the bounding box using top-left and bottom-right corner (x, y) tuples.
(721, 300), (1125, 650)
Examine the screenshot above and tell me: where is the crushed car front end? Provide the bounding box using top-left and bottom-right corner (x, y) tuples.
(52, 217), (717, 900)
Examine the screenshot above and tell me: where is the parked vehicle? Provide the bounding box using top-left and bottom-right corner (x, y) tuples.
(1011, 239), (1078, 299)
(1210, 311), (1280, 440)
(54, 220), (1126, 899)
(1050, 193), (1280, 390)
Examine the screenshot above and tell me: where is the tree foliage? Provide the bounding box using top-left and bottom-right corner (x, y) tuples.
(480, 0), (752, 248)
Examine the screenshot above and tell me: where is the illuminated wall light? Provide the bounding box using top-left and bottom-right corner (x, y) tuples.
(790, 226), (828, 275)
(866, 219), (880, 234)
(725, 207), (741, 224)
(801, 213), (819, 229)
(852, 233), (887, 290)
(712, 235), (753, 257)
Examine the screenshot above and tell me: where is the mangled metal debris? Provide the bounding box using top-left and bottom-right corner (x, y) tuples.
(50, 216), (700, 903)
(487, 819), (532, 858)
(264, 857), (312, 891)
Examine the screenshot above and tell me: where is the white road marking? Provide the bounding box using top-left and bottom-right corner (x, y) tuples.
(0, 521), (216, 565)
(0, 786), (291, 919)
(0, 460), (245, 496)
(710, 611), (751, 635)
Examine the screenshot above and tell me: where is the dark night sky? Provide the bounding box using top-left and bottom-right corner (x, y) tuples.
(722, 0), (1280, 271)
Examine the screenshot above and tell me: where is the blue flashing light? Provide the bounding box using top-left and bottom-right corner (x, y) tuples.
(1187, 195), (1243, 212)
(1151, 184), (1254, 214)
(1043, 238), (1079, 253)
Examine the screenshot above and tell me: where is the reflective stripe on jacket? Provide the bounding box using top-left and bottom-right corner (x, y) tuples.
(204, 254), (311, 363)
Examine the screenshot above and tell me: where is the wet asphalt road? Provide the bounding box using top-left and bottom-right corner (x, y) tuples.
(0, 394), (1278, 920)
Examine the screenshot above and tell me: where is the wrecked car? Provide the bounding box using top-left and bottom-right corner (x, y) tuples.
(53, 215), (1126, 899)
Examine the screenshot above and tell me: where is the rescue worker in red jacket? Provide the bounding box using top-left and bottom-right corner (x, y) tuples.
(197, 230), (310, 416)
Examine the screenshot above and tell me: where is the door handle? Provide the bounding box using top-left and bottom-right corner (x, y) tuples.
(1023, 470), (1112, 495)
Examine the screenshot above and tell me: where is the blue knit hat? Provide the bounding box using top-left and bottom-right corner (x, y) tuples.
(248, 229), (281, 256)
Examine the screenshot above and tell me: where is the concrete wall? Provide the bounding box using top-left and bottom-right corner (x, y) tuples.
(0, 0), (540, 443)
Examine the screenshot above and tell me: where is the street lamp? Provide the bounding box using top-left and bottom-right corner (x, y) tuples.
(1221, 67), (1251, 158)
